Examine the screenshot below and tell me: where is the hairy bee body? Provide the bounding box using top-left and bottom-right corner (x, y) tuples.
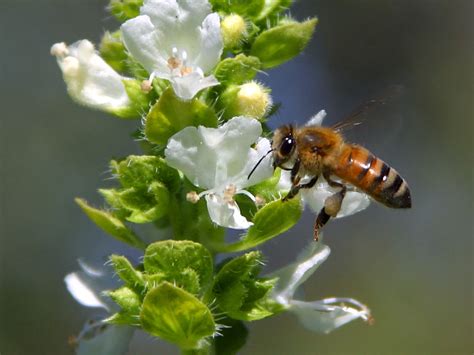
(270, 124), (411, 238)
(333, 144), (411, 208)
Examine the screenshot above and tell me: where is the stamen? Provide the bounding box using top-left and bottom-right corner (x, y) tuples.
(186, 191), (200, 204)
(223, 184), (237, 203)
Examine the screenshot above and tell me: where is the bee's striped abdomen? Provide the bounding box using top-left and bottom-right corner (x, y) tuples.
(335, 145), (411, 208)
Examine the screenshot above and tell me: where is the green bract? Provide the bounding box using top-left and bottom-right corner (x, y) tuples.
(143, 240), (213, 295)
(216, 197), (303, 252)
(212, 251), (282, 321)
(214, 54), (260, 86)
(145, 88), (218, 146)
(251, 18), (318, 68)
(75, 198), (146, 249)
(141, 282), (215, 350)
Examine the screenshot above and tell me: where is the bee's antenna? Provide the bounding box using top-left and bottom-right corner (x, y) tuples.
(247, 149), (274, 180)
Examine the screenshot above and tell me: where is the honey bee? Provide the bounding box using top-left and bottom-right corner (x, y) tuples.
(249, 94), (412, 240)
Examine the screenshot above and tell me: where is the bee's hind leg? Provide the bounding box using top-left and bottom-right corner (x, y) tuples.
(313, 173), (347, 241)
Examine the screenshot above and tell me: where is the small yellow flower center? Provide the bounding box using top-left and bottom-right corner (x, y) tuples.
(223, 184), (237, 203)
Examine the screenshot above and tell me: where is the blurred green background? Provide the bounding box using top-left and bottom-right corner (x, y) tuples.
(1, 0), (472, 354)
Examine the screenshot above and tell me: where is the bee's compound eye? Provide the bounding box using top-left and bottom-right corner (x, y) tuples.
(280, 136), (294, 156)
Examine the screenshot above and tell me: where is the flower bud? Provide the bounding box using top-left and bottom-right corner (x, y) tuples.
(221, 14), (247, 49)
(221, 81), (272, 120)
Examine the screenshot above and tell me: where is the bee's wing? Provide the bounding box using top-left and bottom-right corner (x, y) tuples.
(332, 85), (404, 133)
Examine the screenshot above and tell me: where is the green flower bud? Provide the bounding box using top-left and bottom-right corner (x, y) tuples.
(221, 81), (272, 120)
(221, 14), (247, 49)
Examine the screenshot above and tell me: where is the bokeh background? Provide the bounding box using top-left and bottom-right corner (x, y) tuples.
(1, 0), (472, 354)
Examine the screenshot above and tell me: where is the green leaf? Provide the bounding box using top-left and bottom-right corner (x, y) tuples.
(210, 0), (264, 18)
(100, 31), (128, 73)
(212, 252), (281, 321)
(143, 240), (213, 295)
(145, 88), (218, 146)
(109, 255), (146, 295)
(111, 155), (181, 193)
(215, 198), (302, 252)
(214, 54), (261, 86)
(250, 18), (318, 68)
(75, 198), (145, 249)
(214, 318), (248, 355)
(140, 282), (215, 349)
(109, 0), (143, 22)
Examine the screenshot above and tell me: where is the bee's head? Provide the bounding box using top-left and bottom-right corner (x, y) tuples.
(272, 125), (296, 169)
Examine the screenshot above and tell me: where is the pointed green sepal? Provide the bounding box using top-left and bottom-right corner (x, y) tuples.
(214, 54), (261, 86)
(140, 282), (215, 349)
(250, 18), (318, 68)
(145, 88), (218, 146)
(143, 240), (213, 295)
(215, 197), (302, 252)
(212, 252), (282, 321)
(109, 0), (143, 22)
(75, 198), (146, 249)
(109, 255), (146, 295)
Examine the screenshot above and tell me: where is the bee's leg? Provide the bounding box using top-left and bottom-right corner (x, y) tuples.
(313, 173), (347, 240)
(282, 159), (301, 202)
(283, 175), (320, 202)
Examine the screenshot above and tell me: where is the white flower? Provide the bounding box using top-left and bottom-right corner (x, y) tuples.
(121, 0), (223, 100)
(51, 40), (132, 116)
(271, 242), (372, 333)
(165, 117), (273, 229)
(278, 110), (371, 218)
(65, 259), (134, 355)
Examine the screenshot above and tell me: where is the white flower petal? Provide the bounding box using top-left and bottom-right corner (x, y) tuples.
(243, 137), (274, 187)
(52, 40), (131, 113)
(290, 297), (372, 334)
(121, 16), (169, 75)
(305, 109), (327, 126)
(77, 322), (134, 355)
(170, 72), (219, 100)
(205, 194), (253, 229)
(141, 0), (211, 32)
(194, 13), (224, 73)
(165, 117), (264, 189)
(301, 180), (371, 218)
(65, 273), (109, 310)
(271, 242), (330, 305)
